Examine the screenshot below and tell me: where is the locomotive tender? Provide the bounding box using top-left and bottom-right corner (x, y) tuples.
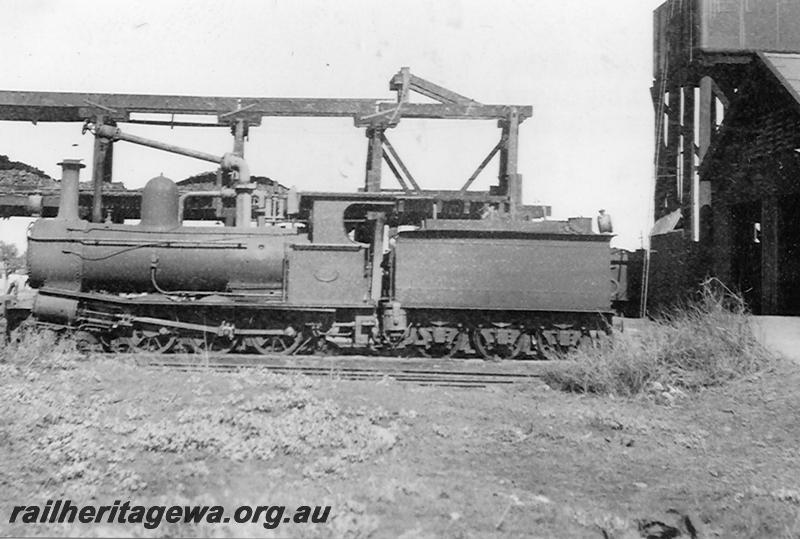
(3, 69), (614, 359)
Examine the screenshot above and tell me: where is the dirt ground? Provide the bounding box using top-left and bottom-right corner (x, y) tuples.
(1, 353), (799, 538)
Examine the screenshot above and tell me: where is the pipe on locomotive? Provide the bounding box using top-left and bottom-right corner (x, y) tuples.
(177, 189), (235, 223)
(88, 123), (254, 227)
(56, 159), (85, 220)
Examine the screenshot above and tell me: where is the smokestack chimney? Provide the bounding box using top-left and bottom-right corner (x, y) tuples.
(57, 159), (85, 220)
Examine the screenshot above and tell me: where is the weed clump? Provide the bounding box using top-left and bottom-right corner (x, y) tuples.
(542, 279), (775, 397)
(0, 324), (79, 368)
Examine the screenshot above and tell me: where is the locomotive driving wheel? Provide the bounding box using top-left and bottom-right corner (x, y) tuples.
(188, 334), (237, 354)
(74, 330), (103, 353)
(246, 333), (304, 355)
(130, 328), (176, 353)
(100, 334), (135, 353)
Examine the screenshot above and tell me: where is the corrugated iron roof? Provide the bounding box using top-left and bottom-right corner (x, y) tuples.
(759, 52), (800, 105)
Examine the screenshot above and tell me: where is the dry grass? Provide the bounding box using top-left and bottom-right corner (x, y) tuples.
(542, 278), (776, 397)
(0, 323), (80, 368)
(2, 311), (799, 537)
(0, 337), (398, 537)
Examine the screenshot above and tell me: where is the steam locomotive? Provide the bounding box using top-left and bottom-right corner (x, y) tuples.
(0, 99), (618, 360)
(9, 166), (613, 360)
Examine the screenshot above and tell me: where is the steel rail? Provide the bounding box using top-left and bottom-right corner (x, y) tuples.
(94, 352), (558, 388)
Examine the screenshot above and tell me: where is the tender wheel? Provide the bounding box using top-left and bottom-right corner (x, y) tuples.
(408, 325), (464, 359)
(415, 332), (464, 359)
(472, 328), (524, 361)
(535, 332), (561, 360)
(130, 328), (176, 353)
(415, 343), (455, 359)
(384, 329), (411, 356)
(246, 333), (304, 355)
(578, 334), (594, 352)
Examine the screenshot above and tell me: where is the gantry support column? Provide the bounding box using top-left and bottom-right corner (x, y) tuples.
(232, 118), (247, 157)
(91, 115), (114, 223)
(231, 119), (253, 227)
(498, 108), (521, 213)
(364, 126), (384, 192)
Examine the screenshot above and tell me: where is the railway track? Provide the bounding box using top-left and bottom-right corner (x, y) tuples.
(111, 353), (560, 388)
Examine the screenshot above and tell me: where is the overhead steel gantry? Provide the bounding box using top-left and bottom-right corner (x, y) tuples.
(0, 68), (534, 222)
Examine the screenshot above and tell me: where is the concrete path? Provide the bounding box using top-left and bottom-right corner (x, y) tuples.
(751, 316), (800, 362)
(619, 316), (800, 362)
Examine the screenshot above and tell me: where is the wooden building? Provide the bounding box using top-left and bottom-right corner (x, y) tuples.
(648, 0), (800, 315)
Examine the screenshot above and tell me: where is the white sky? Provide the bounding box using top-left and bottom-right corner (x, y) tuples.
(0, 0), (664, 251)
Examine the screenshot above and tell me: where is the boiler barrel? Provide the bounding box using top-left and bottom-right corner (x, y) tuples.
(27, 219), (305, 293)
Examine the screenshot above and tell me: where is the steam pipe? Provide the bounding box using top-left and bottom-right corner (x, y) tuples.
(90, 123), (254, 227)
(94, 124), (222, 164)
(178, 189), (236, 222)
(234, 187), (253, 228)
(94, 124), (251, 184)
(220, 153), (250, 185)
(222, 153), (254, 227)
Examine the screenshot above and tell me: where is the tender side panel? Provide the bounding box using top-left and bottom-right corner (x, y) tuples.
(394, 235), (612, 312)
(286, 244), (370, 306)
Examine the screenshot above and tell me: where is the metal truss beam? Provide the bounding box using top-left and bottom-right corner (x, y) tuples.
(0, 68), (533, 217)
